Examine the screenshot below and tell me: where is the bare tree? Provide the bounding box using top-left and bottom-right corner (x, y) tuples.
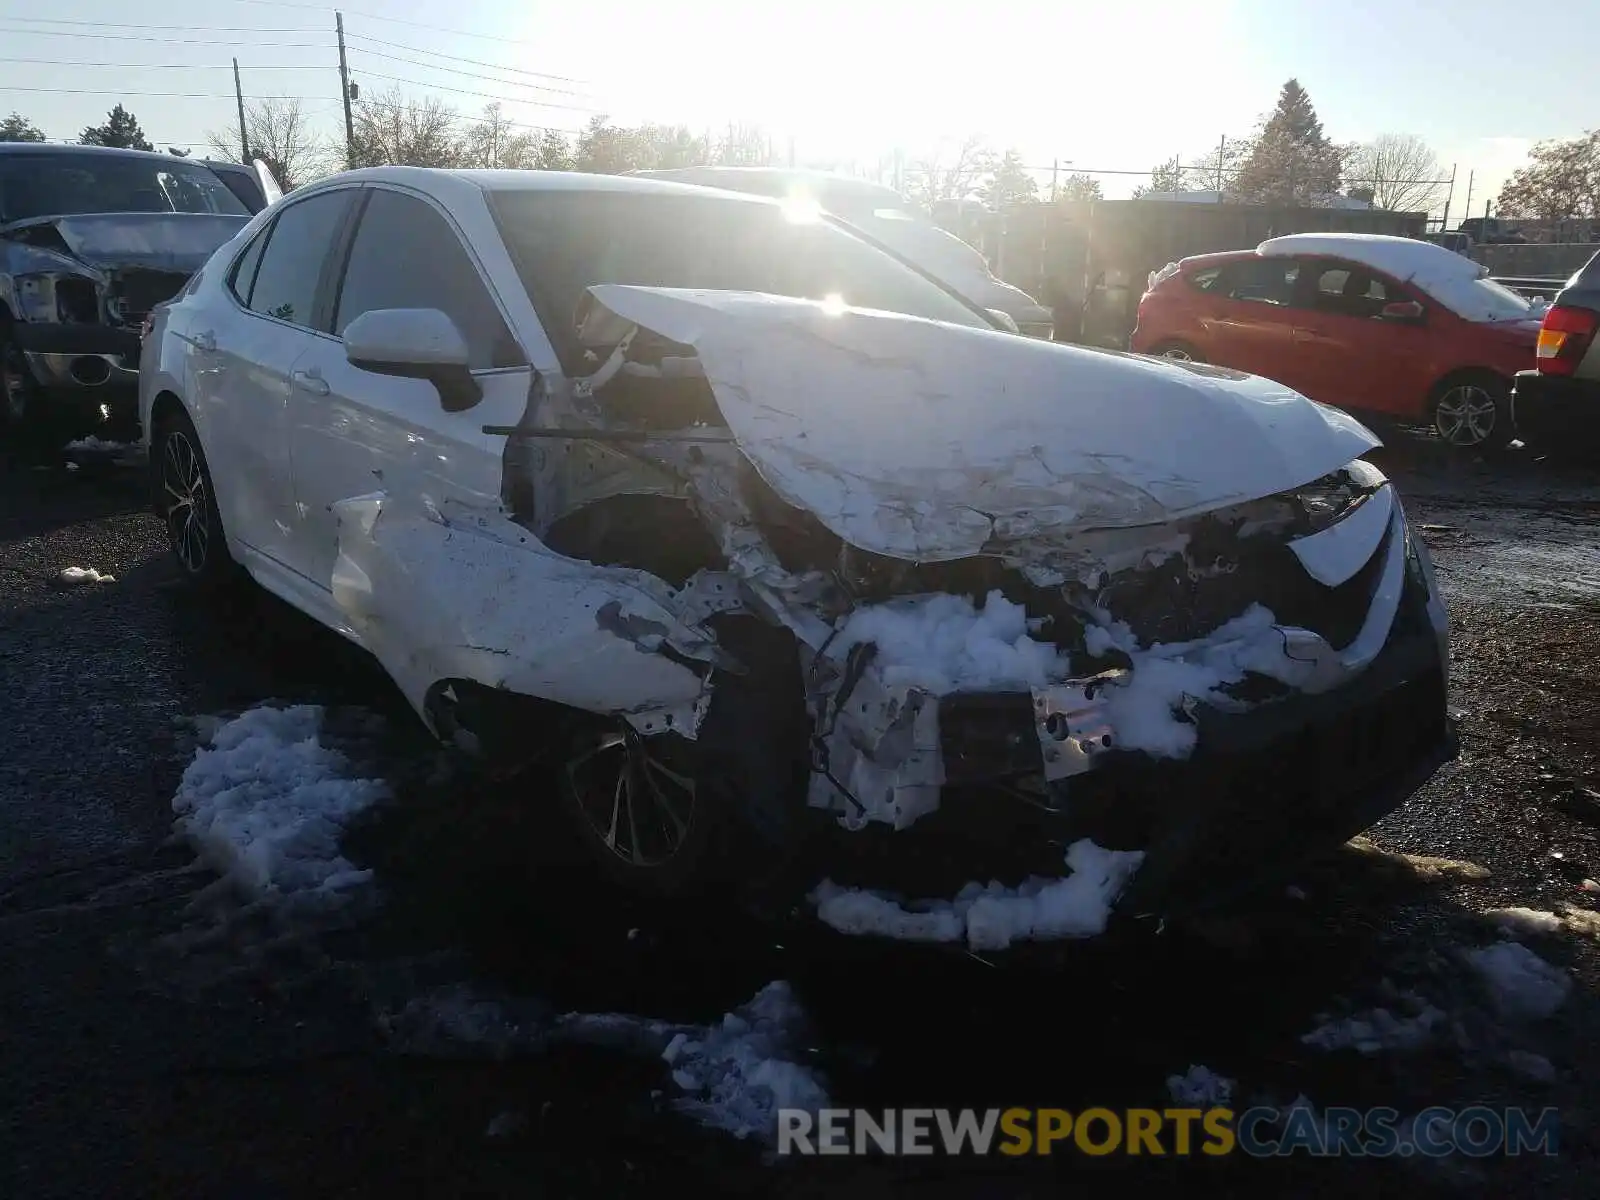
(714, 122), (771, 166)
(1497, 132), (1600, 221)
(206, 97), (331, 188)
(1345, 134), (1445, 212)
(903, 136), (995, 210)
(533, 129), (573, 170)
(459, 103), (536, 169)
(348, 86), (461, 169)
(1056, 173), (1102, 202)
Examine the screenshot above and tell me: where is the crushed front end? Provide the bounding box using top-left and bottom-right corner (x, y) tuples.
(460, 285), (1454, 941)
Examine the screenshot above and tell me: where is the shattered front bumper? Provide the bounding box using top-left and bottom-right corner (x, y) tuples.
(808, 491), (1455, 921)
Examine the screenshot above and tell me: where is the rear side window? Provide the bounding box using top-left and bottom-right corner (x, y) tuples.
(1219, 258), (1299, 305)
(331, 188), (520, 368)
(227, 228), (268, 304)
(244, 189), (355, 328)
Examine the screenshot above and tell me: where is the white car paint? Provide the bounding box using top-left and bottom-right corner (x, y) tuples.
(139, 167), (1449, 844)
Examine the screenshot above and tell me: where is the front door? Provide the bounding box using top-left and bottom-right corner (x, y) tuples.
(1289, 257), (1433, 418)
(284, 185), (532, 589)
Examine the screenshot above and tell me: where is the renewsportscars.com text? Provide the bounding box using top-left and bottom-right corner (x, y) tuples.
(777, 1106), (1560, 1158)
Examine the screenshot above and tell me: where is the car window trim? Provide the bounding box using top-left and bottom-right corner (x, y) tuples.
(223, 185), (361, 341)
(327, 181), (527, 367)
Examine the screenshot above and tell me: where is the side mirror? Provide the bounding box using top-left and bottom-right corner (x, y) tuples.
(342, 307), (481, 413)
(1380, 300), (1425, 323)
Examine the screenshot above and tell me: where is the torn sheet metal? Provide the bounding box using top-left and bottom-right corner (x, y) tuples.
(329, 492), (728, 741)
(581, 284), (1380, 563)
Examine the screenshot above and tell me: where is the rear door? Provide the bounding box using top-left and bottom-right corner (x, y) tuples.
(191, 186), (357, 565)
(284, 184), (533, 588)
(1195, 256), (1303, 387)
(1289, 257), (1434, 417)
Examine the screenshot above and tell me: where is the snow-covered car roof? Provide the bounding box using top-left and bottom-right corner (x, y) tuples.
(1257, 232), (1532, 323)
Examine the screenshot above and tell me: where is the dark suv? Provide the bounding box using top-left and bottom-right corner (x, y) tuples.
(1512, 248), (1600, 455)
(0, 144), (265, 446)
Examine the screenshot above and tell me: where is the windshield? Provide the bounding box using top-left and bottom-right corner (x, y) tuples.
(0, 152), (248, 222)
(489, 190), (990, 367)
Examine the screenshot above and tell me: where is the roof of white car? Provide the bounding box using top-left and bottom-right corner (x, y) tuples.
(1257, 232), (1486, 283)
(304, 165), (780, 205)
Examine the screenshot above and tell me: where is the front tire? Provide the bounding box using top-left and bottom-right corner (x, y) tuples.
(1432, 374), (1511, 450)
(152, 406), (237, 587)
(1150, 340), (1204, 363)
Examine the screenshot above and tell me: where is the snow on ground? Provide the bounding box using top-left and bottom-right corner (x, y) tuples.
(58, 566), (115, 585)
(381, 980), (827, 1142)
(834, 589), (1068, 694)
(1165, 1064), (1234, 1106)
(1461, 941), (1572, 1022)
(1085, 604), (1330, 757)
(1485, 907), (1565, 936)
(170, 704), (388, 905)
(64, 435), (137, 453)
(811, 838), (1144, 952)
(1301, 1000), (1450, 1055)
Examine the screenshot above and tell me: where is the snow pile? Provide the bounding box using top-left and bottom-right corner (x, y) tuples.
(1485, 907), (1564, 936)
(1301, 1003), (1449, 1054)
(662, 981), (828, 1141)
(1462, 941), (1571, 1021)
(380, 979), (828, 1144)
(812, 838), (1144, 952)
(64, 435), (137, 452)
(1166, 1064), (1234, 1106)
(1085, 604), (1327, 757)
(170, 704), (388, 904)
(58, 566), (115, 585)
(835, 589), (1068, 695)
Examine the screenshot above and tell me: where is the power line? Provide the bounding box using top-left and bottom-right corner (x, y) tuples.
(0, 58), (332, 70)
(343, 32), (587, 85)
(7, 85), (320, 99)
(345, 62), (599, 114)
(224, 0), (569, 49)
(0, 16), (324, 32)
(344, 43), (592, 97)
(0, 25), (329, 47)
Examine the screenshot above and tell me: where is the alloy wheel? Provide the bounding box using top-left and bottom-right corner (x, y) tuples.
(162, 430), (210, 573)
(1433, 384), (1499, 447)
(564, 724), (697, 867)
(1160, 345), (1193, 361)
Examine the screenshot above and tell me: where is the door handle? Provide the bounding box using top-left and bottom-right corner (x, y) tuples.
(291, 368), (329, 396)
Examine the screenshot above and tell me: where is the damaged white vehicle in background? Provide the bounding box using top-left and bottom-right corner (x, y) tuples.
(139, 169), (1456, 953)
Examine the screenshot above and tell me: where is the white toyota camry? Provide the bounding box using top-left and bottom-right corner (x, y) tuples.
(139, 167), (1454, 939)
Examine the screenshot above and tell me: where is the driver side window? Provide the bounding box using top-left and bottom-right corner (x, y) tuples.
(1308, 261), (1395, 320)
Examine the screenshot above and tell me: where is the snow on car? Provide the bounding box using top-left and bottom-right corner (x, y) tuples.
(138, 168), (1456, 945)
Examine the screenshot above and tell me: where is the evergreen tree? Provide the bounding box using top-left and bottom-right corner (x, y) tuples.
(1233, 80), (1344, 204)
(0, 112), (46, 142)
(80, 104), (154, 151)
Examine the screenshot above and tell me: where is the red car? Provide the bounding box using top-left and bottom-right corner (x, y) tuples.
(1130, 233), (1541, 449)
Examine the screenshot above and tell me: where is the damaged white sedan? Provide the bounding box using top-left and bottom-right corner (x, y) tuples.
(139, 168), (1455, 939)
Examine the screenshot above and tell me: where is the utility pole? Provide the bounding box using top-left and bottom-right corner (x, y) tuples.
(1461, 170), (1474, 230)
(1215, 134), (1225, 194)
(1050, 158), (1059, 203)
(336, 11), (356, 168)
(1441, 163), (1457, 230)
(232, 58), (250, 161)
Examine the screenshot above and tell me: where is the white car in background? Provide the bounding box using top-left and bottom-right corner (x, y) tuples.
(139, 168), (1453, 942)
(631, 166), (1057, 338)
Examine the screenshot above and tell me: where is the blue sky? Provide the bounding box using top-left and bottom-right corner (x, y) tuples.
(0, 0), (1586, 211)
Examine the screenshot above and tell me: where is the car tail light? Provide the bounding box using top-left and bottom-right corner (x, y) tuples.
(1534, 304), (1599, 375)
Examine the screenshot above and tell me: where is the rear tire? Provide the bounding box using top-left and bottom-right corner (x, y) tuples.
(151, 405), (238, 588)
(1431, 373), (1511, 450)
(1149, 340), (1204, 364)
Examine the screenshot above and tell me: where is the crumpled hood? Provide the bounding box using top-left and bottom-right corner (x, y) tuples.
(586, 285), (1381, 562)
(1, 212), (249, 273)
